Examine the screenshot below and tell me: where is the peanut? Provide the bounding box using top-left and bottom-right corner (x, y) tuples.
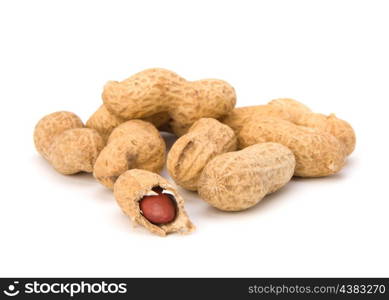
(49, 128), (105, 174)
(223, 98), (356, 155)
(93, 120), (166, 189)
(239, 117), (346, 177)
(269, 98), (312, 113)
(140, 192), (176, 225)
(34, 111), (84, 160)
(86, 105), (171, 142)
(198, 143), (295, 211)
(222, 98), (311, 133)
(34, 111), (105, 174)
(270, 98), (356, 155)
(102, 68), (236, 136)
(291, 112), (355, 156)
(167, 118), (237, 191)
(114, 169), (195, 236)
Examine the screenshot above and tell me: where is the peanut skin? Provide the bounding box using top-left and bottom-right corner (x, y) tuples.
(140, 193), (176, 225)
(167, 118), (237, 191)
(114, 169), (195, 236)
(93, 120), (166, 189)
(239, 117), (346, 177)
(86, 104), (171, 142)
(102, 68), (236, 136)
(198, 143), (295, 211)
(223, 98), (356, 155)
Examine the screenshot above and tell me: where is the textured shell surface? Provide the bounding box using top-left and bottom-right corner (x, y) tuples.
(102, 68), (236, 136)
(143, 111), (171, 130)
(93, 120), (166, 189)
(295, 113), (356, 155)
(239, 117), (346, 177)
(167, 118), (237, 190)
(168, 79), (237, 136)
(49, 128), (105, 175)
(222, 98), (356, 155)
(34, 111), (84, 160)
(103, 68), (184, 119)
(222, 105), (294, 133)
(86, 105), (125, 142)
(86, 105), (171, 142)
(222, 98), (311, 134)
(267, 98), (312, 113)
(198, 143), (295, 211)
(269, 99), (355, 154)
(113, 169), (195, 236)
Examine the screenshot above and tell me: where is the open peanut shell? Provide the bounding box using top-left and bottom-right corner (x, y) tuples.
(113, 169), (195, 236)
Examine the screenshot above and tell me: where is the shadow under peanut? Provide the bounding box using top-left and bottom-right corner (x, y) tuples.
(161, 131), (177, 151)
(198, 180), (298, 220)
(31, 155), (97, 186)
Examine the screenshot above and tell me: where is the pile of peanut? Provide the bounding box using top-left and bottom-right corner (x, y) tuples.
(34, 68), (356, 236)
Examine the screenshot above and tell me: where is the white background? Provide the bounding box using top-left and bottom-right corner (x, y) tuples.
(0, 0), (388, 277)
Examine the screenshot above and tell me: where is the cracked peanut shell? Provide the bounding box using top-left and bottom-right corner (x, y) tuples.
(114, 169), (195, 236)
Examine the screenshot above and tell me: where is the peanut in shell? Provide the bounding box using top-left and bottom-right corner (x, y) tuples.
(102, 68), (236, 136)
(239, 116), (346, 177)
(49, 128), (105, 175)
(223, 98), (355, 155)
(167, 118), (237, 191)
(34, 111), (84, 160)
(198, 143), (296, 211)
(114, 169), (195, 236)
(93, 120), (166, 189)
(86, 104), (170, 142)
